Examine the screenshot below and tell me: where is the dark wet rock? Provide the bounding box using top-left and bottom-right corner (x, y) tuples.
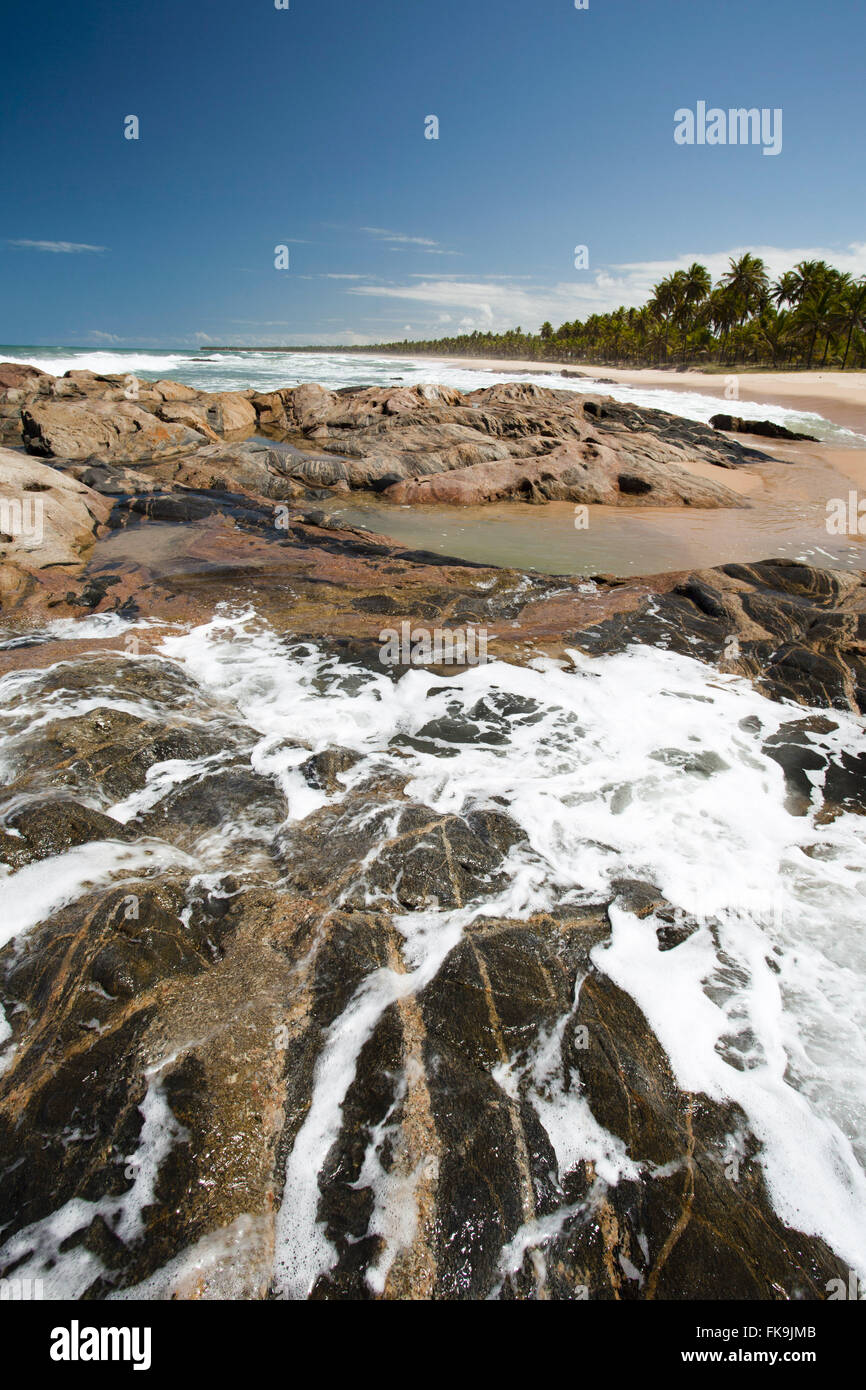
(649, 747), (730, 776)
(278, 795), (527, 910)
(0, 797), (133, 868)
(351, 592), (409, 616)
(610, 881), (701, 953)
(617, 473), (653, 495)
(573, 559), (866, 714)
(763, 723), (830, 816)
(823, 749), (866, 817)
(306, 899), (844, 1300)
(543, 972), (845, 1300)
(611, 879), (668, 919)
(0, 709), (849, 1300)
(410, 713), (510, 747)
(6, 706), (234, 803)
(655, 909), (701, 952)
(63, 573), (138, 614)
(710, 413), (818, 443)
(26, 654), (214, 709)
(312, 906), (607, 1300)
(0, 655), (252, 805)
(0, 876), (264, 1293)
(131, 764), (288, 851)
(467, 690), (545, 730)
(300, 746), (362, 794)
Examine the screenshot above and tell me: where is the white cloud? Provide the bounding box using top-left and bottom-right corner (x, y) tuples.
(360, 226), (439, 247)
(7, 239), (107, 254)
(347, 243), (866, 332)
(348, 277), (608, 329)
(609, 241), (866, 301)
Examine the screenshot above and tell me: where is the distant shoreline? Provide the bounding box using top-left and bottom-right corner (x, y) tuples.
(203, 345), (863, 375)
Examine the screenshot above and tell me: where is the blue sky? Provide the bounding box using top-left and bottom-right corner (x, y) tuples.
(1, 0), (864, 346)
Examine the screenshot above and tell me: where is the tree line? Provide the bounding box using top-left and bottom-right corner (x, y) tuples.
(362, 256), (866, 370)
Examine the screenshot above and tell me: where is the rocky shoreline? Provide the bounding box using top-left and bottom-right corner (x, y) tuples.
(0, 360), (776, 622)
(0, 362), (864, 1301)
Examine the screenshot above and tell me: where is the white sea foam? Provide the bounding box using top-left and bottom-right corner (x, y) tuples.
(148, 616), (866, 1286)
(0, 1070), (189, 1298)
(106, 751), (237, 824)
(272, 902), (469, 1298)
(0, 840), (192, 952)
(42, 613), (172, 640)
(2, 608), (865, 1292)
(0, 350), (189, 377)
(109, 1213), (271, 1300)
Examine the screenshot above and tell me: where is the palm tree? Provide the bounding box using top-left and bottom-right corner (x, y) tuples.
(840, 278), (866, 369)
(755, 306), (791, 368)
(789, 260), (833, 307)
(648, 276), (679, 362)
(678, 262), (711, 361)
(708, 285), (739, 360)
(683, 262), (712, 302)
(795, 281), (846, 368)
(720, 254), (770, 325)
(771, 271), (799, 309)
